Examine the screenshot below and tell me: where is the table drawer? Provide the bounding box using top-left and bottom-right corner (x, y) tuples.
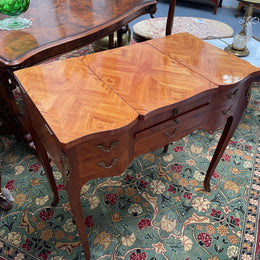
(134, 104), (209, 156)
(74, 131), (134, 180)
(25, 93), (135, 182)
(204, 85), (245, 131)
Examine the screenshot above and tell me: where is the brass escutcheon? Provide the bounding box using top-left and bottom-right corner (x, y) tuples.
(172, 108), (179, 116)
(95, 140), (119, 152)
(222, 105), (233, 116)
(227, 89), (238, 100)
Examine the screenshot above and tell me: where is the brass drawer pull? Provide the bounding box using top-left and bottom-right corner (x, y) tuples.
(227, 89), (238, 100)
(172, 107), (179, 116)
(95, 141), (119, 152)
(222, 105), (233, 116)
(164, 127), (179, 138)
(97, 159), (119, 169)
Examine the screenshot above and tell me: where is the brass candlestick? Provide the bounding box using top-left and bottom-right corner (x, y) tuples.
(225, 3), (254, 57)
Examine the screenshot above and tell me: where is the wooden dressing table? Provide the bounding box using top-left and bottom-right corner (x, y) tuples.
(14, 33), (260, 259)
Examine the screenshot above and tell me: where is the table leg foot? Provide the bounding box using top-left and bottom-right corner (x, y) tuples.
(163, 144), (169, 153)
(203, 182), (211, 193)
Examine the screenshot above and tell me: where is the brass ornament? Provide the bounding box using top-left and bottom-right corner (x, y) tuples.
(225, 3), (254, 57)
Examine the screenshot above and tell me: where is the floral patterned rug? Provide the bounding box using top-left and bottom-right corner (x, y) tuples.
(0, 46), (259, 260)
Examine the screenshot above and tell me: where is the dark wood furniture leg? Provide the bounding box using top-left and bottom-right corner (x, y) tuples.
(204, 80), (251, 191)
(236, 2), (244, 17)
(0, 69), (25, 136)
(117, 28), (124, 48)
(0, 70), (24, 210)
(204, 116), (234, 191)
(65, 157), (91, 259)
(214, 0), (218, 14)
(21, 91), (59, 206)
(108, 33), (114, 49)
(163, 144), (169, 153)
(32, 133), (59, 206)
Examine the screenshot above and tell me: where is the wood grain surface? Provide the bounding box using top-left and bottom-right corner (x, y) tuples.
(0, 0), (157, 68)
(16, 58), (138, 147)
(15, 33), (260, 145)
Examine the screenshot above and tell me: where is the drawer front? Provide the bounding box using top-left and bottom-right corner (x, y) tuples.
(27, 94), (135, 183)
(134, 105), (209, 156)
(205, 85), (245, 131)
(214, 86), (240, 115)
(75, 131), (134, 180)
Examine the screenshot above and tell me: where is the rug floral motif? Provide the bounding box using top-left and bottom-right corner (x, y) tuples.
(0, 75), (259, 259)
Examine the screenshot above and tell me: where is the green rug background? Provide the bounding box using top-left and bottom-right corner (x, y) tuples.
(0, 52), (259, 259)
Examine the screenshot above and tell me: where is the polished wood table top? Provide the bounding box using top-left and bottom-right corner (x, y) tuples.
(0, 0), (157, 136)
(14, 33), (260, 259)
